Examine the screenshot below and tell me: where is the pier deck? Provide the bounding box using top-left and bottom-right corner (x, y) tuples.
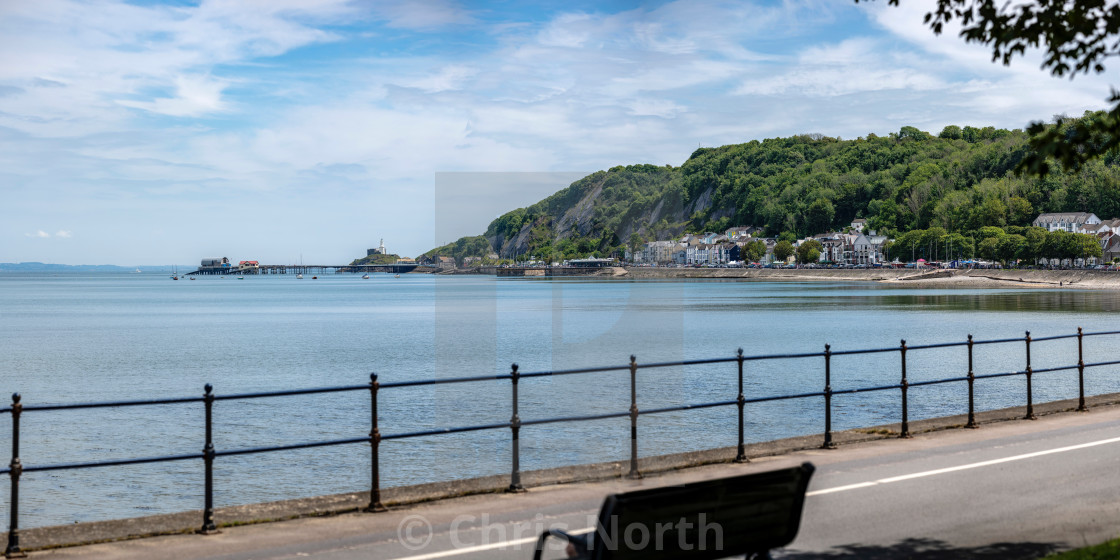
(189, 263), (425, 275)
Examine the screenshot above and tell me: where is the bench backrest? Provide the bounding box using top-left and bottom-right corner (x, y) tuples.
(586, 462), (814, 560)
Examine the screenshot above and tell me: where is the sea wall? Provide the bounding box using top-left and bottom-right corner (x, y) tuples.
(620, 267), (1120, 289)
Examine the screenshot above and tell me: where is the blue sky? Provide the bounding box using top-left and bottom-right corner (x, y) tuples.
(1, 0), (1112, 265)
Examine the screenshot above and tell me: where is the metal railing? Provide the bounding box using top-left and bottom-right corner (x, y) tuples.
(4, 327), (1120, 557)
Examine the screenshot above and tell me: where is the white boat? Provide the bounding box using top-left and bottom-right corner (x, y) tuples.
(362, 274), (370, 279)
(297, 274), (303, 279)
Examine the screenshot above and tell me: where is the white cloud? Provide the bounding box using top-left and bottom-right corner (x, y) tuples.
(25, 230), (50, 238)
(371, 0), (474, 30)
(397, 65), (479, 93)
(0, 0), (352, 133)
(626, 98), (687, 118)
(865, 1), (1115, 118)
(55, 230), (72, 238)
(118, 74), (228, 117)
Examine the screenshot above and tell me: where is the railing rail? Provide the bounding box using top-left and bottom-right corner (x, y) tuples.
(2, 327), (1116, 557)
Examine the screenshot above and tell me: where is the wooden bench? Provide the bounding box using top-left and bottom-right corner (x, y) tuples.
(533, 462), (814, 560)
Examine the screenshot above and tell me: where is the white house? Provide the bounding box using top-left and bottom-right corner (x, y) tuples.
(641, 241), (680, 265)
(1033, 212), (1101, 232)
(813, 233), (846, 263)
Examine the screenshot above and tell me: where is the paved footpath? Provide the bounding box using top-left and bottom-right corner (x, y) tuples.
(26, 404), (1120, 560)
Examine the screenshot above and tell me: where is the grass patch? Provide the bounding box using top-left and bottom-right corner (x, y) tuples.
(1045, 538), (1120, 559)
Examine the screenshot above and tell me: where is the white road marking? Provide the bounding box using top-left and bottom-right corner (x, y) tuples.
(395, 435), (1120, 559)
(806, 435), (1120, 496)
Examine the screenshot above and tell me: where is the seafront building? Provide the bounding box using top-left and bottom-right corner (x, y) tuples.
(632, 226), (890, 267)
(1032, 212), (1101, 233)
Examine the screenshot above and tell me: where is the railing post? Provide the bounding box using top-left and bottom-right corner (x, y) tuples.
(1025, 331), (1037, 420)
(899, 340), (911, 439)
(822, 344), (836, 449)
(1077, 327), (1088, 412)
(367, 373), (387, 511)
(734, 348), (748, 463)
(966, 335), (978, 429)
(507, 364), (526, 492)
(5, 394), (25, 559)
(627, 355), (641, 479)
(199, 384), (219, 534)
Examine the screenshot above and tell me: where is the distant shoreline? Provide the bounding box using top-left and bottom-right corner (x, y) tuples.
(616, 266), (1120, 289)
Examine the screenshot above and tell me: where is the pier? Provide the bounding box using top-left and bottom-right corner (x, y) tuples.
(188, 263), (424, 275)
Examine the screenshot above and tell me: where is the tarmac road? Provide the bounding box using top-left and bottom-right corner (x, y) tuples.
(31, 404), (1120, 560)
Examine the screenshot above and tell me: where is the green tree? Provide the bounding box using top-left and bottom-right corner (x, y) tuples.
(977, 226), (1006, 241)
(978, 236), (1002, 262)
(1023, 227), (1048, 263)
(939, 125), (963, 140)
(891, 229), (924, 261)
(1041, 230), (1067, 261)
(778, 231), (797, 244)
(805, 198), (836, 233)
(628, 232), (645, 254)
(968, 198), (1007, 229)
(921, 226), (948, 260)
(773, 240), (794, 263)
(796, 239), (823, 264)
(743, 240), (767, 263)
(1079, 233), (1104, 262)
(1007, 196), (1034, 226)
(945, 232), (973, 260)
(997, 234), (1028, 266)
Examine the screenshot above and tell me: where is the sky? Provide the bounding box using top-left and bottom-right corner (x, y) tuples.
(1, 0), (1114, 266)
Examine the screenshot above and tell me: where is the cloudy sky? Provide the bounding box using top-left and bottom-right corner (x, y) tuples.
(1, 0), (1112, 266)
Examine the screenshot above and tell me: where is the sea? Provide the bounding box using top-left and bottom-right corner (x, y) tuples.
(2, 271), (1119, 528)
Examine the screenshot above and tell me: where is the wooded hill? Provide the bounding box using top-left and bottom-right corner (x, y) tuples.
(427, 111), (1120, 263)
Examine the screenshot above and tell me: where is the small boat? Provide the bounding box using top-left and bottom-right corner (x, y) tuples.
(395, 274), (400, 278)
(189, 277), (196, 281)
(362, 274), (370, 279)
(297, 274), (303, 279)
(312, 276), (318, 279)
(237, 275), (244, 280)
(133, 268), (141, 274)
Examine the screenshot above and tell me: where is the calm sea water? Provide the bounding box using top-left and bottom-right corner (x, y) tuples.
(1, 271), (1119, 528)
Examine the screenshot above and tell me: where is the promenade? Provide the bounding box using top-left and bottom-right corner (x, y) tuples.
(14, 393), (1120, 559)
(621, 266), (1120, 289)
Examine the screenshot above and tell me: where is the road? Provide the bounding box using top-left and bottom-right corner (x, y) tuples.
(33, 404), (1120, 559)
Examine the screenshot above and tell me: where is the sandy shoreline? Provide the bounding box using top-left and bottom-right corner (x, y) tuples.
(616, 266), (1120, 289)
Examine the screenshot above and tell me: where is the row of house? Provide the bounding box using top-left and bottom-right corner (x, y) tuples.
(1033, 213), (1120, 262)
(630, 220), (890, 266)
